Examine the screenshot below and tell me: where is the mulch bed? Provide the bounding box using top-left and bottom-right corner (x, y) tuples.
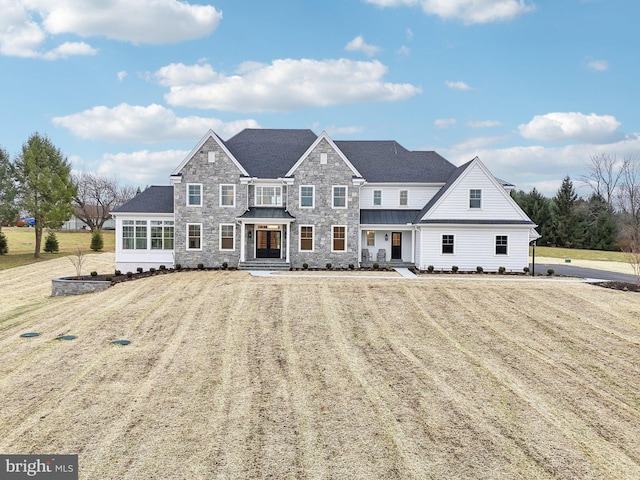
(592, 281), (640, 292)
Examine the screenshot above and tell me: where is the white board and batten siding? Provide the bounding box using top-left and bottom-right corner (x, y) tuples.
(416, 226), (530, 272)
(360, 185), (441, 209)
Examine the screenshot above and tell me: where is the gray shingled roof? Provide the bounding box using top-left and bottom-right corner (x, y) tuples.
(360, 210), (421, 225)
(112, 186), (174, 214)
(224, 129), (317, 178)
(334, 141), (456, 183)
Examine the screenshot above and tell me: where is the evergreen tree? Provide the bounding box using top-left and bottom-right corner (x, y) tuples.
(0, 147), (18, 224)
(44, 231), (59, 253)
(511, 188), (554, 245)
(0, 228), (8, 255)
(90, 229), (104, 251)
(552, 176), (582, 248)
(13, 133), (77, 257)
(584, 194), (618, 250)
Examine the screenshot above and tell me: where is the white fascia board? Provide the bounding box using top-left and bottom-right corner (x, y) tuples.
(171, 130), (249, 177)
(364, 182), (445, 187)
(285, 131), (363, 178)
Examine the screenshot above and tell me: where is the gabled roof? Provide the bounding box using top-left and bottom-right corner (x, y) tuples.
(172, 130), (249, 178)
(112, 186), (174, 214)
(334, 141), (456, 183)
(415, 159), (473, 220)
(286, 130), (362, 178)
(224, 129), (318, 178)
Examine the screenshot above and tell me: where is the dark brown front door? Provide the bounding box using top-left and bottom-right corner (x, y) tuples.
(391, 232), (402, 260)
(256, 230), (281, 258)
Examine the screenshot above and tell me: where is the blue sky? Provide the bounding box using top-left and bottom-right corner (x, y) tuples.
(1, 0), (638, 196)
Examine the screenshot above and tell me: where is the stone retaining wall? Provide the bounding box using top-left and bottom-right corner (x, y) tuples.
(51, 277), (111, 296)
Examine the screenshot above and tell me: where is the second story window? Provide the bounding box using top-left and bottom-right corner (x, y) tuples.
(255, 186), (282, 207)
(220, 184), (235, 207)
(373, 190), (382, 206)
(333, 186), (347, 208)
(469, 189), (482, 209)
(187, 184), (202, 206)
(300, 185), (314, 208)
(399, 190), (408, 206)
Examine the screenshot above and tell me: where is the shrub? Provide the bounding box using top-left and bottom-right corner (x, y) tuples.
(175, 264), (182, 270)
(149, 267), (156, 273)
(348, 263), (355, 270)
(523, 266), (530, 273)
(326, 263), (332, 270)
(44, 231), (59, 253)
(126, 271), (133, 278)
(222, 262), (228, 270)
(427, 265), (434, 273)
(476, 266), (484, 273)
(0, 230), (7, 255)
(451, 265), (458, 273)
(90, 271), (97, 277)
(114, 269), (121, 276)
(90, 229), (104, 251)
(373, 263), (379, 270)
(137, 267), (143, 273)
(159, 265), (166, 271)
(197, 263), (204, 270)
(498, 266), (506, 275)
(302, 263), (309, 270)
(547, 268), (555, 276)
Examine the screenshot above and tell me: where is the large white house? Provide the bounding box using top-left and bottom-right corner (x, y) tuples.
(111, 129), (539, 272)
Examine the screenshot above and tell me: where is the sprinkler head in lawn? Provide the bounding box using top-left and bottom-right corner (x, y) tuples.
(111, 339), (131, 346)
(20, 332), (40, 338)
(55, 335), (77, 341)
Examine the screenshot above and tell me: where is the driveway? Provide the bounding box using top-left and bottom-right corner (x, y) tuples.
(532, 262), (638, 283)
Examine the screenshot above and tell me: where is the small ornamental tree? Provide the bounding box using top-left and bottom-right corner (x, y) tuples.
(90, 229), (104, 251)
(0, 228), (8, 255)
(44, 231), (59, 253)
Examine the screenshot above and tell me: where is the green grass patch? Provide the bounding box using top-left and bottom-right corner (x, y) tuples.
(0, 227), (115, 271)
(531, 246), (627, 263)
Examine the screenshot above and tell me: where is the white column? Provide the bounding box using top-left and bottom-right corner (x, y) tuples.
(240, 222), (246, 262)
(286, 223), (290, 262)
(410, 228), (415, 264)
(358, 227), (362, 267)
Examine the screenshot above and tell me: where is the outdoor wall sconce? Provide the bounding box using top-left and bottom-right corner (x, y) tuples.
(248, 230), (252, 239)
(385, 234), (389, 241)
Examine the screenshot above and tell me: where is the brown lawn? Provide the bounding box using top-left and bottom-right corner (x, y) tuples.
(0, 254), (639, 479)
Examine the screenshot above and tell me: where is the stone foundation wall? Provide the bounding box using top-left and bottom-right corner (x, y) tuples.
(51, 277), (111, 296)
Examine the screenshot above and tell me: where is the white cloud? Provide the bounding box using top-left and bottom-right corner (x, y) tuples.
(0, 0), (221, 58)
(434, 118), (457, 128)
(157, 59), (422, 112)
(518, 112), (621, 142)
(585, 57), (609, 72)
(52, 103), (259, 142)
(95, 149), (190, 185)
(445, 80), (473, 91)
(467, 120), (502, 128)
(364, 0), (535, 24)
(117, 71), (128, 82)
(397, 45), (411, 55)
(345, 35), (380, 56)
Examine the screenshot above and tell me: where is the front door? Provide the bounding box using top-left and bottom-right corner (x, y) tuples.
(391, 232), (402, 260)
(256, 230), (281, 258)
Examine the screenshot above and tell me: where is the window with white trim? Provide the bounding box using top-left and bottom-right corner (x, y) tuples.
(469, 189), (482, 209)
(220, 224), (235, 250)
(373, 190), (382, 206)
(187, 223), (202, 250)
(151, 220), (174, 250)
(220, 184), (235, 207)
(255, 186), (282, 206)
(133, 220), (147, 249)
(300, 225), (314, 251)
(366, 230), (375, 247)
(332, 226), (347, 252)
(496, 235), (508, 255)
(442, 234), (454, 254)
(187, 184), (202, 206)
(333, 186), (347, 208)
(399, 190), (408, 206)
(122, 220), (135, 249)
(300, 185), (314, 208)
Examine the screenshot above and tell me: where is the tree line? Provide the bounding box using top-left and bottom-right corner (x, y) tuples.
(511, 153), (639, 252)
(0, 132), (137, 257)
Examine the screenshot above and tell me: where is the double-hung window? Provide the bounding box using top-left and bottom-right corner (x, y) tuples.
(332, 226), (346, 252)
(300, 185), (314, 208)
(220, 185), (235, 207)
(300, 226), (314, 251)
(187, 184), (202, 206)
(469, 189), (482, 209)
(442, 235), (454, 254)
(333, 186), (347, 208)
(496, 235), (508, 255)
(187, 224), (202, 250)
(373, 190), (382, 206)
(122, 220), (135, 249)
(399, 190), (408, 206)
(255, 186), (282, 206)
(151, 220), (174, 250)
(220, 224), (235, 250)
(366, 230), (375, 247)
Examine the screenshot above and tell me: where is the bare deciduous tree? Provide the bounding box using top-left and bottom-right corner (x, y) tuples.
(73, 172), (137, 231)
(580, 153), (630, 210)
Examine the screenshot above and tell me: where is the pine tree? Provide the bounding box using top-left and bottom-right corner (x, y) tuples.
(44, 231), (59, 253)
(552, 176), (582, 248)
(0, 228), (8, 255)
(90, 229), (104, 251)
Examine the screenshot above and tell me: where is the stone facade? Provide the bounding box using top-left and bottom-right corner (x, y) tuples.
(51, 277), (111, 296)
(174, 137), (247, 268)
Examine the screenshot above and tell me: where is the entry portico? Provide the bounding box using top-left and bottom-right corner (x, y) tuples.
(237, 207), (295, 264)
